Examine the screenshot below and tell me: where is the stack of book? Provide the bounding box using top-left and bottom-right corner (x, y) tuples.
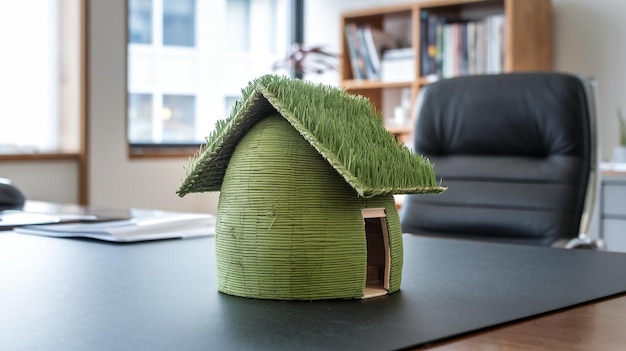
(420, 11), (505, 79)
(344, 23), (396, 80)
(380, 48), (415, 83)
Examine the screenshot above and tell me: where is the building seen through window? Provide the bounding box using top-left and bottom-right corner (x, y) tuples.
(129, 0), (153, 44)
(163, 0), (196, 47)
(127, 0), (290, 147)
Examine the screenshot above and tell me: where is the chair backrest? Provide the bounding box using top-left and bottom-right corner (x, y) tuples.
(400, 72), (596, 246)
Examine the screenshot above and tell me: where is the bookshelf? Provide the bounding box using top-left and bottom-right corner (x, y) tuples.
(339, 0), (552, 143)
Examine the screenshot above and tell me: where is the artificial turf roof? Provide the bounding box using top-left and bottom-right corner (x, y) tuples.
(177, 74), (445, 198)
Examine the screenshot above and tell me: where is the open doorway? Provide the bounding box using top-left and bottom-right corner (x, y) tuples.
(361, 208), (391, 298)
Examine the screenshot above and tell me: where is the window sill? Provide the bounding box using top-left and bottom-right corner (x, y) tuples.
(0, 153), (82, 162)
(128, 145), (203, 159)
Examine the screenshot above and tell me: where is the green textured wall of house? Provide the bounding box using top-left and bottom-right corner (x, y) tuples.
(215, 115), (402, 300)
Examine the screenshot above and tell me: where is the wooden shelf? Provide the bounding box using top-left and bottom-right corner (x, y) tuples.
(341, 3), (415, 18)
(341, 80), (413, 90)
(341, 65), (518, 94)
(339, 0), (553, 138)
(385, 125), (412, 135)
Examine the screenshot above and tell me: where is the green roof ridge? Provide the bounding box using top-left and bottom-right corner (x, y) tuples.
(177, 74), (445, 197)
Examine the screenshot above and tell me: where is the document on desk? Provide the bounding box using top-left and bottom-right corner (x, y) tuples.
(13, 212), (216, 242)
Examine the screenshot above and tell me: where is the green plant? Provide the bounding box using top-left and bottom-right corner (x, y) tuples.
(619, 108), (626, 146)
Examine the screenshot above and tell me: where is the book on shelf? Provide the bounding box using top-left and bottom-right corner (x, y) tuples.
(419, 12), (505, 79)
(357, 26), (378, 79)
(420, 10), (445, 77)
(344, 23), (396, 81)
(420, 10), (429, 76)
(345, 23), (366, 80)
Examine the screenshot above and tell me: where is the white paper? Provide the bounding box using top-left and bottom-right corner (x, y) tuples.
(14, 213), (216, 242)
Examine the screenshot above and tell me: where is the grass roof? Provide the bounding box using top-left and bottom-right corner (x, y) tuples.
(177, 74), (445, 198)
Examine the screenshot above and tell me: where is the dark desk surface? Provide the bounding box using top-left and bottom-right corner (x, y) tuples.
(2, 226), (626, 350)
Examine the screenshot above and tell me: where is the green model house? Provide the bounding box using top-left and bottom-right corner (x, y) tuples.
(178, 74), (444, 300)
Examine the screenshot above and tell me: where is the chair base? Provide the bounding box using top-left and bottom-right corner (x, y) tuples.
(564, 234), (604, 250)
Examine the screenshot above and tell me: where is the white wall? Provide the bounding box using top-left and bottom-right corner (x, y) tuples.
(551, 0), (626, 161)
(0, 161), (78, 203)
(88, 0), (218, 214)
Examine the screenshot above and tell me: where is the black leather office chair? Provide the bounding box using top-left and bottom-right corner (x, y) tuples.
(400, 72), (600, 247)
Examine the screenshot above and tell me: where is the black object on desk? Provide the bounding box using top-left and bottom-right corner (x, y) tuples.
(1, 233), (626, 351)
(0, 178), (25, 210)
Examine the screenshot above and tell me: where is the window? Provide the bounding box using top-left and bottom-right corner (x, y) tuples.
(129, 0), (153, 44)
(162, 94), (196, 142)
(226, 0), (250, 52)
(0, 0), (82, 155)
(163, 0), (195, 47)
(127, 0), (291, 152)
(128, 93), (153, 142)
